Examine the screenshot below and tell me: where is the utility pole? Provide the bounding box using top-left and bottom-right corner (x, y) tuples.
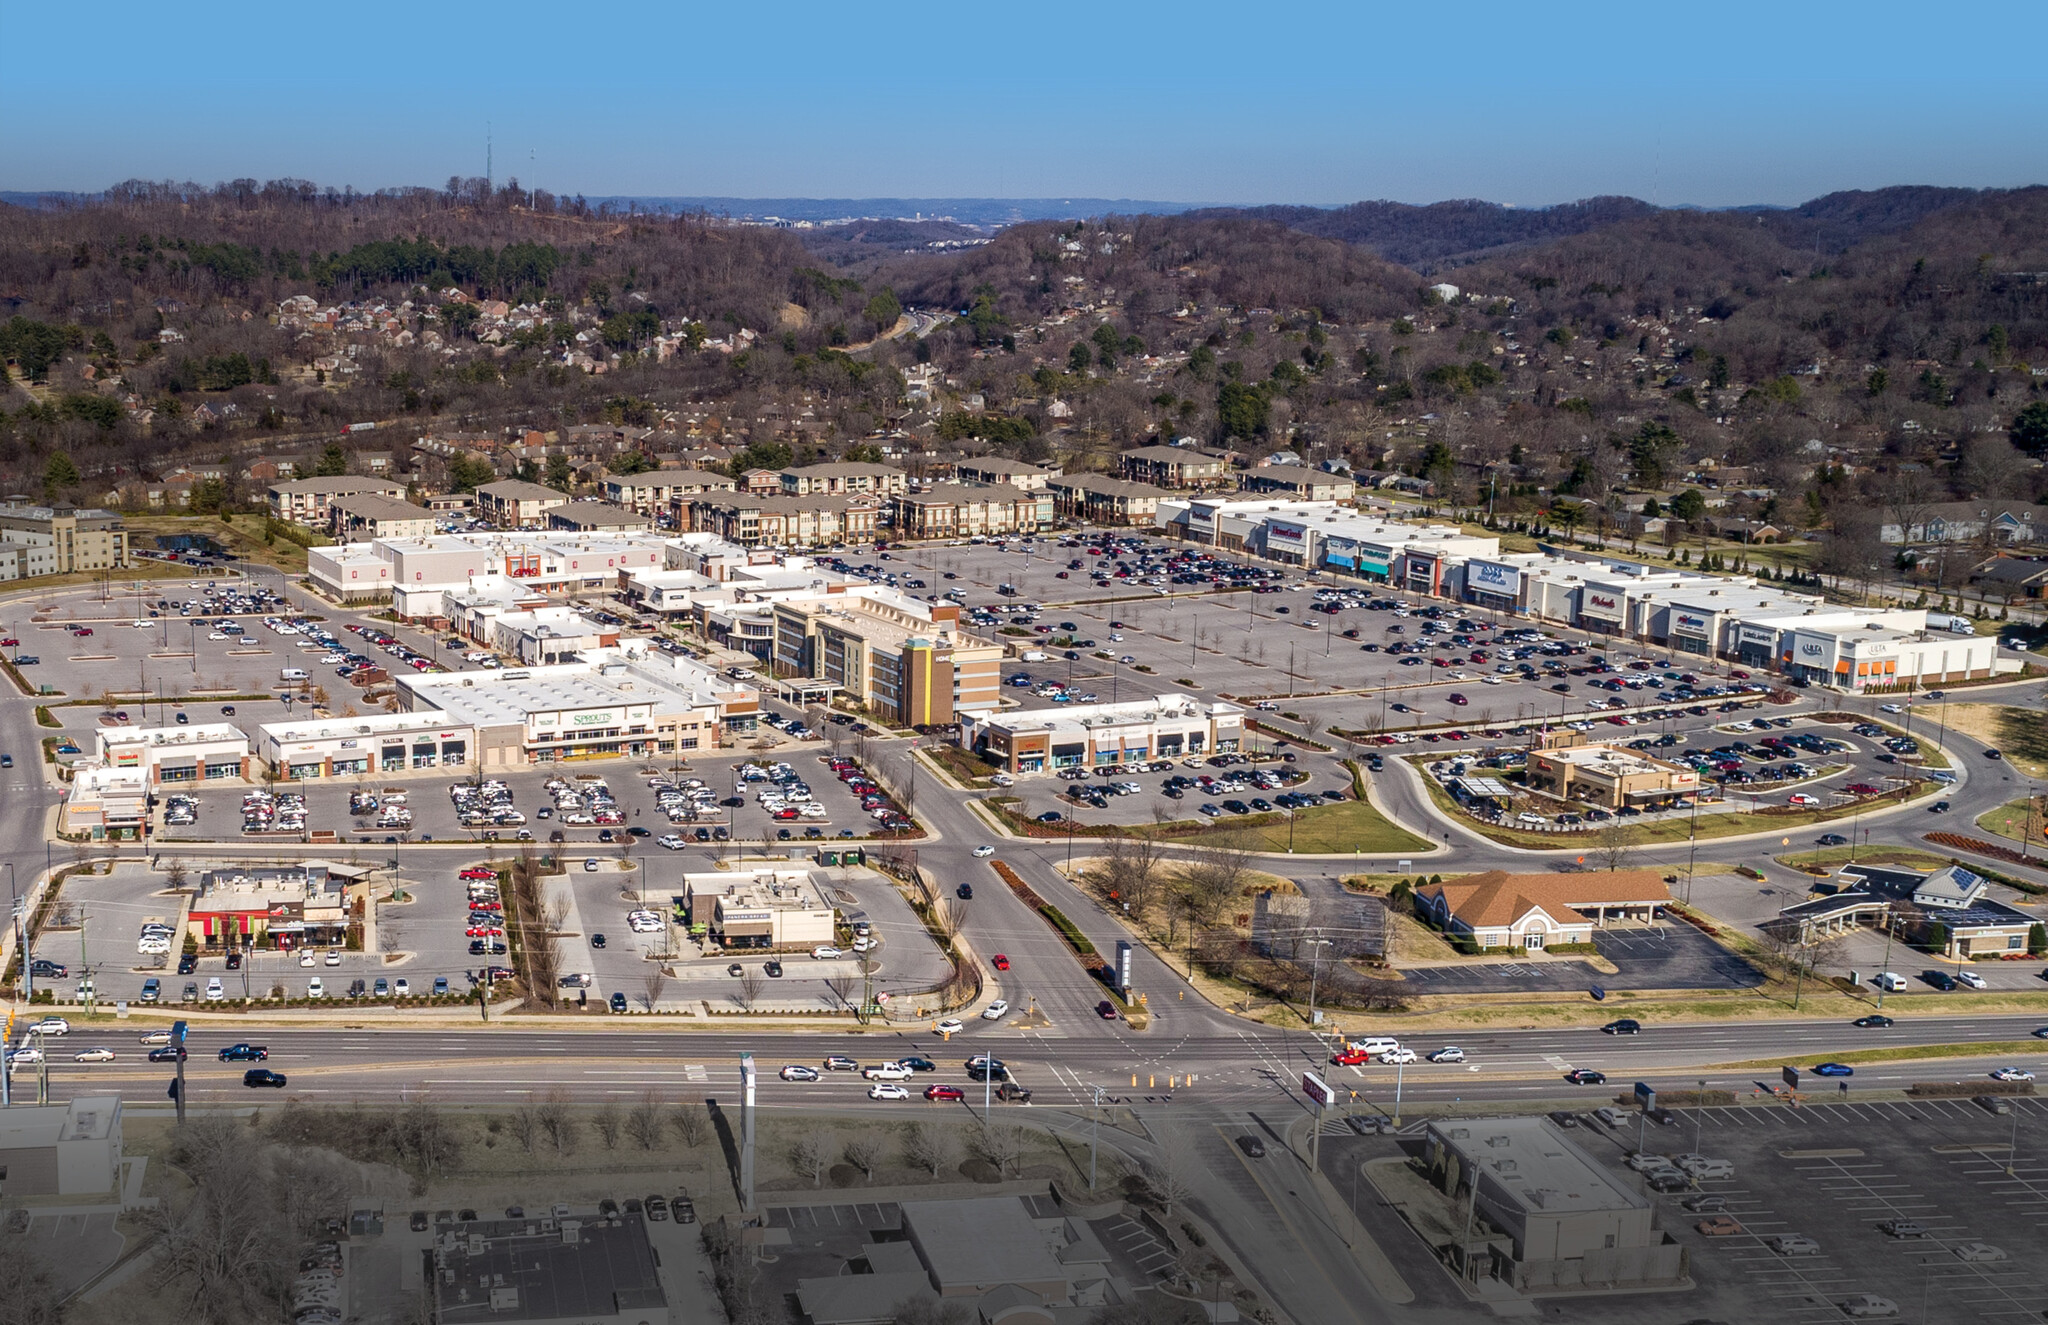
(1303, 933), (1332, 1030)
(1088, 1083), (1108, 1190)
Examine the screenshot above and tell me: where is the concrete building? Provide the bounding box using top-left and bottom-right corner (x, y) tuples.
(1424, 1117), (1685, 1292)
(1118, 444), (1229, 489)
(433, 1213), (668, 1325)
(1414, 869), (1669, 950)
(680, 869), (837, 950)
(308, 531), (670, 616)
(95, 723), (252, 785)
(491, 607), (617, 665)
(1525, 732), (1699, 810)
(0, 502), (130, 574)
(474, 479), (571, 528)
(0, 1095), (124, 1197)
(888, 483), (1051, 540)
(329, 493), (434, 544)
(266, 476), (405, 525)
(770, 590), (1003, 727)
(1775, 863), (2041, 958)
(189, 861), (368, 951)
(796, 1195), (1122, 1325)
(59, 764), (149, 840)
(259, 710), (474, 778)
(398, 654), (749, 767)
(960, 692), (1246, 775)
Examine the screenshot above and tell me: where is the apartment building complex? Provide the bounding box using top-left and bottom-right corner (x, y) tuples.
(266, 476), (406, 525)
(887, 483), (1052, 540)
(474, 479), (571, 528)
(0, 503), (131, 574)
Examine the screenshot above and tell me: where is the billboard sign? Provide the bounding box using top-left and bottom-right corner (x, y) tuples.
(1781, 1065), (1801, 1091)
(1115, 940), (1133, 992)
(1633, 1080), (1656, 1111)
(1468, 560), (1521, 596)
(1301, 1071), (1336, 1108)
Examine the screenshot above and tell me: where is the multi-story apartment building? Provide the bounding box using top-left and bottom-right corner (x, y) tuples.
(473, 479), (571, 528)
(776, 462), (908, 497)
(329, 494), (435, 544)
(769, 588), (1002, 727)
(265, 476), (406, 526)
(888, 483), (1052, 540)
(603, 470), (736, 514)
(0, 503), (131, 574)
(1118, 444), (1230, 489)
(685, 494), (879, 547)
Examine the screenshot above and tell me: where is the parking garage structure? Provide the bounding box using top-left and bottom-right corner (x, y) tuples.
(961, 692), (1246, 775)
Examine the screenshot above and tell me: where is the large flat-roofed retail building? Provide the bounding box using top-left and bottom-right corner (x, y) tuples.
(0, 1095), (124, 1197)
(399, 655), (747, 767)
(434, 1213), (668, 1325)
(1425, 1116), (1685, 1292)
(96, 723), (252, 784)
(961, 692), (1245, 775)
(259, 711), (473, 778)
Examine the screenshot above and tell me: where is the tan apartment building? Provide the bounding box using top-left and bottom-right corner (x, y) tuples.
(1524, 731), (1699, 810)
(266, 476), (407, 525)
(770, 590), (1002, 727)
(1046, 474), (1168, 526)
(329, 494), (435, 544)
(951, 458), (1060, 491)
(887, 483), (1052, 540)
(0, 503), (131, 574)
(604, 470), (735, 514)
(777, 461), (908, 497)
(1118, 444), (1230, 489)
(473, 479), (571, 528)
(686, 493), (879, 547)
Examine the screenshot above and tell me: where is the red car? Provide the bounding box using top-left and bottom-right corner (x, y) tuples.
(992, 954), (1010, 971)
(0, 637), (16, 647)
(1846, 783), (1884, 796)
(773, 808), (800, 820)
(1332, 1049), (1371, 1066)
(459, 868), (498, 881)
(924, 1084), (965, 1102)
(73, 627), (93, 637)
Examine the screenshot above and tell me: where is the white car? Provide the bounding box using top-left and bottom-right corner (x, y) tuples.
(8, 1047), (45, 1066)
(324, 949), (342, 966)
(868, 1083), (911, 1101)
(1953, 1243), (2008, 1263)
(935, 1019), (965, 1035)
(307, 978), (325, 998)
(1380, 1048), (1418, 1065)
(208, 631), (231, 641)
(981, 1000), (1010, 1021)
(862, 1063), (912, 1082)
(299, 951), (315, 967)
(779, 1065), (821, 1082)
(1878, 703), (1903, 714)
(206, 978), (224, 1002)
(1767, 1234), (1821, 1256)
(72, 1047), (116, 1063)
(31, 1017), (71, 1036)
(1839, 1294), (1899, 1319)
(394, 979), (410, 997)
(971, 845), (995, 858)
(812, 946), (844, 960)
(658, 834), (686, 850)
(1990, 1067), (2036, 1082)
(1427, 1047), (1465, 1063)
(1955, 970), (1987, 989)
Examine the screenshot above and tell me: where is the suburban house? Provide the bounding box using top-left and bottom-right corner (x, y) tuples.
(1117, 444), (1230, 489)
(474, 479), (571, 529)
(1714, 518), (1783, 544)
(1881, 501), (2038, 545)
(1414, 869), (1671, 950)
(1969, 555), (2048, 598)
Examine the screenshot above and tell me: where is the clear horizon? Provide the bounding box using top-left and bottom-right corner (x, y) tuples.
(3, 1), (2044, 207)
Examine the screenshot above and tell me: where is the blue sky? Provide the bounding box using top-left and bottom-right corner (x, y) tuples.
(5, 2), (2044, 206)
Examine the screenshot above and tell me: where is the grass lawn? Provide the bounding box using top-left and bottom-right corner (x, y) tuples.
(1408, 756), (1937, 849)
(1973, 798), (2048, 849)
(124, 512), (327, 575)
(1773, 845), (1955, 873)
(1929, 703), (2044, 775)
(1245, 789), (1434, 854)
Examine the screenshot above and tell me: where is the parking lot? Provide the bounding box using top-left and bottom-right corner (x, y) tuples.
(1335, 1095), (2048, 1323)
(1395, 918), (1768, 992)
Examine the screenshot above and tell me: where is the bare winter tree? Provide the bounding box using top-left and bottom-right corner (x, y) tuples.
(902, 1120), (957, 1178)
(640, 965), (667, 1013)
(1593, 820), (1640, 872)
(969, 1123), (1026, 1178)
(593, 1100), (624, 1150)
(824, 974), (858, 1012)
(789, 1133), (830, 1187)
(626, 1091), (664, 1150)
(536, 1087), (578, 1156)
(1959, 435), (2031, 501)
(1101, 832), (1168, 918)
(842, 1129), (883, 1183)
(737, 968), (765, 1011)
(509, 1105), (541, 1154)
(1147, 1127), (1198, 1217)
(670, 1102), (709, 1149)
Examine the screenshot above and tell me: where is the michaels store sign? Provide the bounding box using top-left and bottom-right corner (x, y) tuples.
(1467, 560), (1521, 596)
